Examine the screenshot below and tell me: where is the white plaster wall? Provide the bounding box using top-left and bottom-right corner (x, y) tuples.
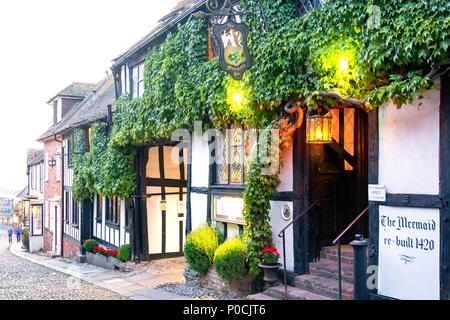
(227, 223), (241, 239)
(277, 141), (294, 192)
(378, 81), (440, 195)
(269, 201), (294, 272)
(190, 193), (208, 231)
(191, 132), (209, 188)
(29, 236), (43, 253)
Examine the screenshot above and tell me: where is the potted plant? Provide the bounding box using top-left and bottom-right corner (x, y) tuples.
(82, 239), (97, 263)
(258, 246), (281, 284)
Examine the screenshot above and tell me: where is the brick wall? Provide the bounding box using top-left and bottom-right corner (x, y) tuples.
(63, 236), (80, 259)
(43, 137), (62, 254)
(43, 229), (53, 252)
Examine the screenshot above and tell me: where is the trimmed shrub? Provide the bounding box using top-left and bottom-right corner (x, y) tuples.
(118, 244), (131, 262)
(184, 224), (220, 276)
(82, 239), (98, 253)
(214, 238), (247, 282)
(21, 229), (29, 250)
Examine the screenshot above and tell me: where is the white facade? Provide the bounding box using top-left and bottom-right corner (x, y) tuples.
(190, 129), (296, 272)
(376, 81), (442, 300)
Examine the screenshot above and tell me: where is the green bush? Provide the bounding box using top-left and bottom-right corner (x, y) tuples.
(21, 229), (29, 250)
(184, 224), (220, 276)
(118, 244), (131, 262)
(214, 238), (247, 282)
(82, 239), (97, 253)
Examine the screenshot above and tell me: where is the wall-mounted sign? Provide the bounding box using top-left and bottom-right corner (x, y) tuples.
(281, 203), (292, 221)
(378, 205), (440, 300)
(368, 184), (386, 202)
(213, 20), (253, 80)
(160, 200), (167, 211)
(178, 201), (185, 214)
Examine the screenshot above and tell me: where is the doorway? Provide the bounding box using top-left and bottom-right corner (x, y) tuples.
(309, 108), (368, 246)
(52, 204), (61, 254)
(145, 145), (187, 258)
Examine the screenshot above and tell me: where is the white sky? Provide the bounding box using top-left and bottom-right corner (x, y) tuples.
(0, 0), (181, 191)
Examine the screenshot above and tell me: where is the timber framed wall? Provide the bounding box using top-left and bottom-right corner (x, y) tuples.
(368, 77), (448, 300)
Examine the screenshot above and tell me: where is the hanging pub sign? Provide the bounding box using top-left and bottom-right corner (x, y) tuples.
(212, 20), (252, 80)
(205, 0), (254, 80)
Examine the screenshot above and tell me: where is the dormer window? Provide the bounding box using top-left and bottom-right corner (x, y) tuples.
(56, 99), (62, 123)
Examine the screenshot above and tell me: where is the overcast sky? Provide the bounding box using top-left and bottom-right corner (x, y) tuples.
(0, 0), (181, 191)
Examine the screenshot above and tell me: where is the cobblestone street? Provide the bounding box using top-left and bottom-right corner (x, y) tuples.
(0, 228), (125, 300)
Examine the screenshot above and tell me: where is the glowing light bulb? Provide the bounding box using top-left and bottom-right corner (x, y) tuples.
(338, 57), (349, 73)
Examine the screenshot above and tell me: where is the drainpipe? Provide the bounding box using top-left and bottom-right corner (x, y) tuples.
(54, 134), (64, 258)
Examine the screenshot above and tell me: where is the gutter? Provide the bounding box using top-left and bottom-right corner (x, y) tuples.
(111, 0), (206, 70)
(54, 134), (64, 258)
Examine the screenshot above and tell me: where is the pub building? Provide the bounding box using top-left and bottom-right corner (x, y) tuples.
(32, 0), (449, 300)
(111, 0), (450, 300)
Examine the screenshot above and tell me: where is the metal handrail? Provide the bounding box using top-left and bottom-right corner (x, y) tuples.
(331, 206), (369, 300)
(277, 200), (320, 298)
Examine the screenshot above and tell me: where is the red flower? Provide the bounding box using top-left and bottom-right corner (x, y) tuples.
(82, 239), (86, 243)
(276, 252), (280, 257)
(270, 247), (277, 253)
(263, 248), (269, 254)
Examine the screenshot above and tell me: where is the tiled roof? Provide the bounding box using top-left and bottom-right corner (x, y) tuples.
(112, 0), (206, 67)
(27, 149), (44, 166)
(47, 82), (97, 103)
(38, 76), (115, 140)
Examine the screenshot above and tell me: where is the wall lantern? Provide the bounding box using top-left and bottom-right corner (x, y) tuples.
(204, 0), (254, 80)
(48, 158), (56, 168)
(306, 112), (333, 144)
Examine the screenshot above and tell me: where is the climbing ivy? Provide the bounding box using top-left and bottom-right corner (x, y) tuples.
(72, 0), (449, 257)
(72, 121), (136, 202)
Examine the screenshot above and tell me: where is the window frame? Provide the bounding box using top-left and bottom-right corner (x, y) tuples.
(105, 196), (120, 226)
(130, 61), (145, 99)
(213, 126), (251, 187)
(96, 193), (102, 222)
(72, 197), (79, 227)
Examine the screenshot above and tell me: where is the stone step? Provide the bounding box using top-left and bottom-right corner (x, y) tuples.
(320, 251), (354, 265)
(264, 285), (333, 300)
(247, 293), (281, 300)
(47, 251), (60, 258)
(295, 274), (353, 300)
(309, 259), (354, 283)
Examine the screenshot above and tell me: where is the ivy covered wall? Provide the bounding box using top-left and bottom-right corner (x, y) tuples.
(71, 0), (449, 274)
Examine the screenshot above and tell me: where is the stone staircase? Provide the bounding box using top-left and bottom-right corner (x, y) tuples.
(248, 246), (355, 300)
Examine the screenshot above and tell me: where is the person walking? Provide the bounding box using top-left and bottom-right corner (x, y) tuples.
(8, 227), (13, 243)
(15, 227), (21, 242)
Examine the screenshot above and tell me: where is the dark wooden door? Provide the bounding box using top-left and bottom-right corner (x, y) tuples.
(315, 108), (368, 246)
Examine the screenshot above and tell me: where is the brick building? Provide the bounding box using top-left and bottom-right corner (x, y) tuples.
(38, 82), (95, 257)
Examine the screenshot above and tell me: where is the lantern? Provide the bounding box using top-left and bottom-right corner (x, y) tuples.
(306, 112), (333, 144)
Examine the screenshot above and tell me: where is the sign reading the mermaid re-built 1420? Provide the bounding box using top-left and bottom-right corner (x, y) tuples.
(378, 205), (440, 300)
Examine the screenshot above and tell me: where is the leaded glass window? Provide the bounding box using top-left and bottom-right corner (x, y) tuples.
(215, 125), (252, 186)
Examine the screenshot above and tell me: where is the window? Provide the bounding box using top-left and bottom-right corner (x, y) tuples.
(96, 194), (102, 221)
(213, 195), (245, 225)
(67, 139), (72, 166)
(64, 191), (69, 222)
(215, 125), (252, 186)
(85, 127), (92, 153)
(106, 196), (120, 225)
(31, 205), (43, 236)
(72, 198), (79, 226)
(56, 99), (62, 123)
(131, 62), (145, 99)
(45, 152), (49, 182)
(56, 155), (60, 181)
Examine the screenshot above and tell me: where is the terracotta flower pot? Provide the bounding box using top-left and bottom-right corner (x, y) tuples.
(258, 263), (281, 283)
